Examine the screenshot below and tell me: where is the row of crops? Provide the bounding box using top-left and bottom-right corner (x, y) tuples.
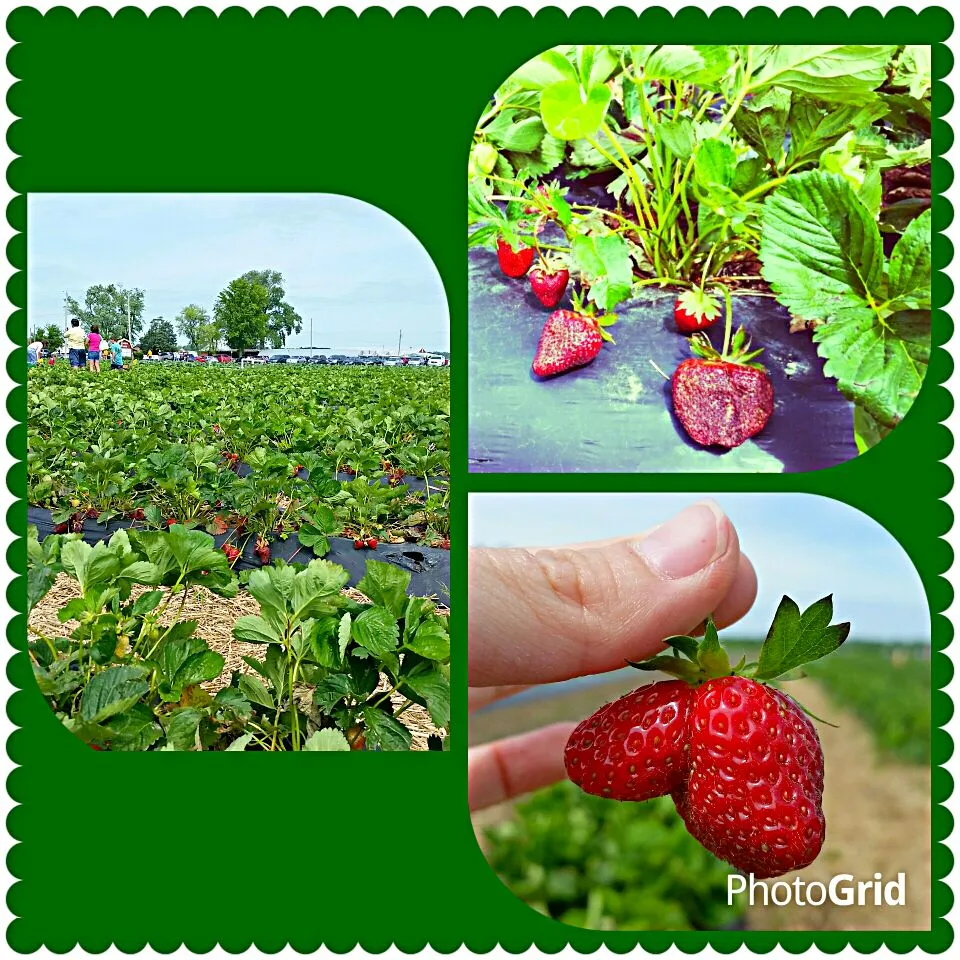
(28, 363), (450, 550)
(25, 363), (451, 751)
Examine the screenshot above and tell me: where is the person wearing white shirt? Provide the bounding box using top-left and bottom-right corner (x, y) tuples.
(64, 318), (87, 368)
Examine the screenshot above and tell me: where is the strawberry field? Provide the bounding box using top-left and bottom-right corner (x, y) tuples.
(468, 45), (932, 472)
(25, 361), (451, 751)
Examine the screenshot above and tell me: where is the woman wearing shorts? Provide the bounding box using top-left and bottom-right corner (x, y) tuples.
(87, 325), (103, 373)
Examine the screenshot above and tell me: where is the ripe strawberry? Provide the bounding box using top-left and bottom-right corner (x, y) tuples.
(353, 538), (365, 550)
(565, 595), (850, 878)
(437, 537), (450, 550)
(166, 517), (177, 527)
(674, 289), (721, 333)
(86, 508), (100, 520)
(674, 677), (826, 879)
(130, 508), (145, 521)
(254, 538), (271, 564)
(221, 543), (240, 562)
(496, 235), (535, 278)
(53, 522), (68, 534)
(366, 537), (378, 550)
(529, 264), (570, 308)
(532, 307), (616, 378)
(672, 328), (773, 448)
(565, 679), (695, 801)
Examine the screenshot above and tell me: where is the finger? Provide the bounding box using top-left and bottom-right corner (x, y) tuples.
(468, 722), (576, 812)
(468, 685), (532, 713)
(469, 501), (754, 686)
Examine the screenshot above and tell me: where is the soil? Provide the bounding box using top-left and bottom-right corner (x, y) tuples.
(28, 574), (445, 751)
(469, 674), (931, 931)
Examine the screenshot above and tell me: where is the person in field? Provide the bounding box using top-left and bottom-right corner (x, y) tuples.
(108, 338), (124, 370)
(27, 337), (44, 367)
(87, 325), (103, 373)
(64, 318), (87, 369)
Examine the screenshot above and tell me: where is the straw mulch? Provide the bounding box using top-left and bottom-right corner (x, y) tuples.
(29, 574), (446, 751)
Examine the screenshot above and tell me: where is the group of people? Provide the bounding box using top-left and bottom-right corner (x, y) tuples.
(27, 318), (126, 371)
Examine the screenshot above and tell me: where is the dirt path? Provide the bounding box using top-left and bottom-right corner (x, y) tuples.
(746, 679), (930, 931)
(470, 676), (931, 930)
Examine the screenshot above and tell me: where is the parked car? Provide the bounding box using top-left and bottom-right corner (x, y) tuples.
(383, 357), (401, 366)
(244, 355), (267, 365)
(307, 356), (327, 364)
(215, 354), (234, 364)
(267, 354), (289, 364)
(427, 356), (447, 366)
(140, 355), (162, 363)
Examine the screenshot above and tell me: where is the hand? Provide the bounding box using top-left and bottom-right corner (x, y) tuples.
(468, 501), (757, 812)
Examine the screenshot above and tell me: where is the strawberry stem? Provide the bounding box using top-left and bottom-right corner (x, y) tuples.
(720, 283), (734, 360)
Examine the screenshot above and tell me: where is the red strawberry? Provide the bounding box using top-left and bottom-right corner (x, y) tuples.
(529, 265), (569, 308)
(221, 543), (240, 562)
(672, 329), (773, 448)
(532, 308), (616, 378)
(565, 596), (849, 879)
(564, 679), (695, 801)
(90, 744), (104, 751)
(437, 537), (450, 550)
(674, 289), (721, 333)
(86, 508), (100, 520)
(53, 523), (68, 534)
(496, 236), (535, 278)
(254, 538), (271, 564)
(353, 538), (365, 550)
(674, 677), (826, 879)
(366, 537), (378, 550)
(166, 518), (177, 527)
(130, 508), (145, 521)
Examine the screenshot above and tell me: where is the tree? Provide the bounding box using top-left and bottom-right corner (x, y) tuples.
(175, 304), (210, 351)
(28, 324), (64, 351)
(198, 319), (224, 353)
(44, 324), (65, 352)
(241, 269), (302, 348)
(64, 284), (145, 340)
(214, 277), (268, 354)
(139, 318), (178, 354)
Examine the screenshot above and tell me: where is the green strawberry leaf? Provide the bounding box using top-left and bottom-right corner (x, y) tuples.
(753, 595), (850, 681)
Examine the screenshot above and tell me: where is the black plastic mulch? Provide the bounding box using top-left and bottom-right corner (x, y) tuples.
(468, 247), (857, 474)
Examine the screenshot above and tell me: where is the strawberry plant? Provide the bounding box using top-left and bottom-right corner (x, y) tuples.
(469, 44), (932, 450)
(27, 526), (450, 751)
(565, 595), (850, 878)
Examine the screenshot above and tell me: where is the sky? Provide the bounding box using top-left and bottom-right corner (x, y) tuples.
(27, 193), (449, 353)
(468, 492), (929, 643)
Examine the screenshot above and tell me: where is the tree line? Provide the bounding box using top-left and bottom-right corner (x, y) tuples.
(33, 270), (303, 355)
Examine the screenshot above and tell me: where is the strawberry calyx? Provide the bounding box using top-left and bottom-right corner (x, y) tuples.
(677, 288), (721, 324)
(570, 287), (617, 344)
(689, 325), (765, 371)
(627, 595), (850, 698)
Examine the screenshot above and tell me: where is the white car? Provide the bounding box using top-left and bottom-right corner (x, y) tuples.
(244, 356), (268, 365)
(426, 356), (447, 366)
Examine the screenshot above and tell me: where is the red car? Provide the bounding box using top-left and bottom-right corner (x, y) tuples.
(216, 354), (234, 364)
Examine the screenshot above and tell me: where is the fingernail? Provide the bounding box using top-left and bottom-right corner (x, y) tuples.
(634, 501), (729, 580)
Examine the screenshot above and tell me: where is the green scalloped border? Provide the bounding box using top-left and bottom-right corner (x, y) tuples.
(4, 4), (954, 952)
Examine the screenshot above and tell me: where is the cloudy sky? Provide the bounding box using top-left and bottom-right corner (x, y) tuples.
(27, 193), (449, 353)
(468, 492), (929, 643)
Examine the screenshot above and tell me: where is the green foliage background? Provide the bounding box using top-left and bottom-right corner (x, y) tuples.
(5, 5), (953, 953)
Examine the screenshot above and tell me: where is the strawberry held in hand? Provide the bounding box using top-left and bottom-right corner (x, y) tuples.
(565, 595), (850, 878)
(672, 327), (773, 448)
(496, 235), (536, 278)
(532, 294), (616, 378)
(674, 288), (721, 333)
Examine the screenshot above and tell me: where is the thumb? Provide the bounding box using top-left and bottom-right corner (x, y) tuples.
(468, 501), (756, 687)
